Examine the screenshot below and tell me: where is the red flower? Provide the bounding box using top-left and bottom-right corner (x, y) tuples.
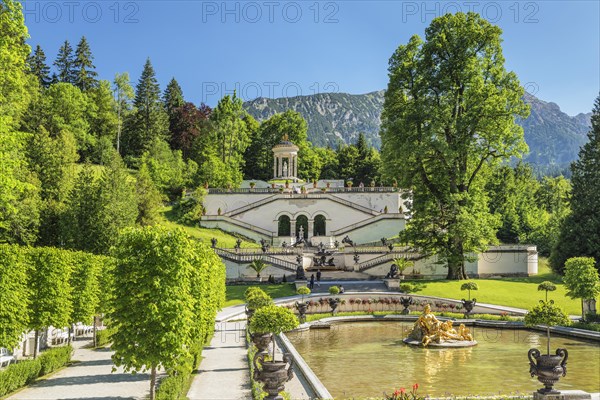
(400, 387), (406, 394)
(413, 383), (419, 390)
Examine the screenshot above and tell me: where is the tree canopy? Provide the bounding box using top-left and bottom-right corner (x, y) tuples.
(380, 12), (529, 279)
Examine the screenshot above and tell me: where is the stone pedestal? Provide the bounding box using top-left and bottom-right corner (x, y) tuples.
(533, 391), (591, 400)
(294, 280), (308, 290)
(383, 278), (400, 290)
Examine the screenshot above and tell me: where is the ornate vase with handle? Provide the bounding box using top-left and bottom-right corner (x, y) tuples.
(528, 348), (568, 394)
(253, 352), (294, 400)
(461, 299), (476, 317)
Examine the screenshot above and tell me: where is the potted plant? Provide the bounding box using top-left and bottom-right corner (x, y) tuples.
(217, 207), (222, 216)
(384, 205), (388, 213)
(524, 300), (571, 394)
(247, 258), (269, 282)
(399, 296), (413, 315)
(392, 258), (413, 279)
(245, 287), (273, 324)
(296, 287), (311, 323)
(250, 182), (256, 189)
(328, 286), (341, 314)
(326, 182), (331, 189)
(460, 282), (478, 317)
(285, 180), (289, 188)
(313, 179), (317, 188)
(250, 305), (299, 398)
(346, 181), (353, 189)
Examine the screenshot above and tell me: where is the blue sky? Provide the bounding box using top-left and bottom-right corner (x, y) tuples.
(24, 0), (599, 115)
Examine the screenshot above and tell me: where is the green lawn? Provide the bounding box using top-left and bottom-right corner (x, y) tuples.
(158, 207), (260, 248)
(224, 284), (296, 307)
(416, 259), (595, 315)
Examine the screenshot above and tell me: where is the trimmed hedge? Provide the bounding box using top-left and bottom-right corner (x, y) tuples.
(96, 327), (115, 347)
(38, 345), (72, 376)
(156, 372), (189, 400)
(0, 345), (72, 397)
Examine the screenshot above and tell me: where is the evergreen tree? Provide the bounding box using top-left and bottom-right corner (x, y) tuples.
(551, 95), (600, 273)
(136, 163), (163, 226)
(122, 58), (168, 161)
(64, 164), (101, 253)
(27, 45), (51, 87)
(96, 151), (138, 253)
(74, 36), (98, 91)
(163, 77), (184, 116)
(54, 40), (76, 84)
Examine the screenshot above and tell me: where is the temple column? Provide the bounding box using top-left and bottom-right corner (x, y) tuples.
(290, 220), (296, 239)
(273, 157), (277, 179)
(278, 156), (282, 177)
(307, 219), (314, 241)
(294, 155), (298, 178)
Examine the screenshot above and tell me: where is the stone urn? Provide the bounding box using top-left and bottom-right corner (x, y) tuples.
(528, 348), (568, 394)
(251, 332), (273, 354)
(295, 302), (308, 323)
(328, 298), (339, 314)
(253, 352), (294, 400)
(461, 299), (476, 317)
(399, 296), (412, 315)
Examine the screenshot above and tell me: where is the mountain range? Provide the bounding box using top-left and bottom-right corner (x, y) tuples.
(243, 91), (592, 170)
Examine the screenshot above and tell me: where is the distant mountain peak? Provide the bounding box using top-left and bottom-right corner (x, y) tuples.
(243, 91), (591, 167)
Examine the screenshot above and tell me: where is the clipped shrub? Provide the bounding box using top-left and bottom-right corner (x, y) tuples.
(328, 286), (340, 295)
(96, 327), (116, 347)
(38, 345), (73, 376)
(0, 346), (72, 397)
(0, 359), (42, 397)
(246, 288), (273, 311)
(156, 372), (189, 400)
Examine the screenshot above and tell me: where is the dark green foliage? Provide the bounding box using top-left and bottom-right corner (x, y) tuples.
(551, 95), (600, 273)
(164, 78), (184, 137)
(27, 45), (51, 87)
(122, 58), (169, 161)
(172, 187), (205, 225)
(73, 36), (98, 91)
(0, 245), (30, 349)
(0, 346), (72, 397)
(53, 40), (76, 84)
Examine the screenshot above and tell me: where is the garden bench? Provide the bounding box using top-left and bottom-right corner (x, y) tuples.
(0, 348), (15, 367)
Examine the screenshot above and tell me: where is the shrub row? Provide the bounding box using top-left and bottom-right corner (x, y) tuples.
(95, 327), (115, 347)
(0, 346), (72, 397)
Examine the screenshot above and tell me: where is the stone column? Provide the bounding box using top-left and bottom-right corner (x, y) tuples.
(294, 154), (298, 178)
(307, 219), (314, 240)
(278, 156), (282, 178)
(273, 157), (277, 179)
(290, 220), (296, 238)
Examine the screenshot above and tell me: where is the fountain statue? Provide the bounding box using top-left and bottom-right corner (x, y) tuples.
(403, 304), (477, 347)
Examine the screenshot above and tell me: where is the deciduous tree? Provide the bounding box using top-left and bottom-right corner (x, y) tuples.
(562, 257), (600, 320)
(0, 245), (30, 349)
(380, 13), (529, 279)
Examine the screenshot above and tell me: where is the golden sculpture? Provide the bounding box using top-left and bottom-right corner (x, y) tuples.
(405, 304), (476, 347)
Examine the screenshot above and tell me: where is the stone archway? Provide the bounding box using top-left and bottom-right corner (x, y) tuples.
(278, 215), (291, 236)
(313, 214), (326, 236)
(295, 215), (308, 239)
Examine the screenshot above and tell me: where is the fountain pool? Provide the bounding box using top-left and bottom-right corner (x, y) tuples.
(287, 321), (600, 398)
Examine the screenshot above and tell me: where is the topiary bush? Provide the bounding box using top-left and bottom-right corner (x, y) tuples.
(246, 288), (274, 311)
(96, 327), (115, 347)
(328, 286), (340, 295)
(156, 371), (189, 400)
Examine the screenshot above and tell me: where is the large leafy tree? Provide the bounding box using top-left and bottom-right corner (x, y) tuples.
(74, 36), (98, 91)
(0, 0), (40, 245)
(27, 45), (51, 88)
(562, 257), (600, 320)
(551, 95), (600, 273)
(54, 40), (76, 84)
(242, 110), (308, 181)
(28, 247), (73, 358)
(110, 227), (199, 400)
(69, 252), (102, 329)
(169, 102), (211, 159)
(380, 12), (529, 279)
(0, 245), (30, 349)
(122, 58), (169, 161)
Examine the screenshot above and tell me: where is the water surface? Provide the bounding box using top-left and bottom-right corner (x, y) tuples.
(287, 322), (600, 398)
